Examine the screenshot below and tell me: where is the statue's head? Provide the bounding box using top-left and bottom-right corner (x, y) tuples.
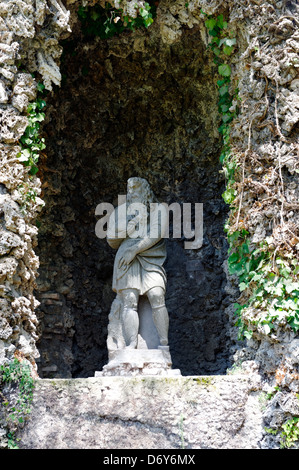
(127, 177), (157, 205)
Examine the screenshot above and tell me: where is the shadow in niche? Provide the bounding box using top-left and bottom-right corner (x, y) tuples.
(35, 21), (233, 379)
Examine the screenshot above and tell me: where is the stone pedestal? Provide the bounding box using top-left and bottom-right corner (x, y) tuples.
(95, 347), (181, 377)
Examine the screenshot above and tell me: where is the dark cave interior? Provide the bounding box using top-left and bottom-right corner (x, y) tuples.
(35, 17), (234, 378)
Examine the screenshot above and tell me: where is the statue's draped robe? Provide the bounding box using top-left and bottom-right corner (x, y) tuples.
(107, 203), (167, 295)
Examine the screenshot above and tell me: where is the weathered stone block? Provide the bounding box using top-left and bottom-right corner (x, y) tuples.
(17, 374), (263, 449)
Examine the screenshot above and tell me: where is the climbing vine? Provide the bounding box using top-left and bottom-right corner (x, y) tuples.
(202, 12), (239, 204)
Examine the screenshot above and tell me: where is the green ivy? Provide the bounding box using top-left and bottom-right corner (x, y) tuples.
(265, 414), (299, 449)
(280, 417), (299, 449)
(0, 358), (35, 448)
(78, 1), (156, 39)
(203, 13), (238, 132)
(202, 12), (239, 207)
(227, 230), (299, 338)
(17, 82), (46, 176)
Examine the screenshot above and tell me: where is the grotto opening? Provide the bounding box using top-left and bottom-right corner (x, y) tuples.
(34, 8), (237, 378)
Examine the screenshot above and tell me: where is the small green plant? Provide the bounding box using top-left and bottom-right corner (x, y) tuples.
(266, 386), (281, 401)
(0, 357), (35, 448)
(17, 82), (46, 175)
(259, 387), (281, 410)
(226, 362), (243, 375)
(78, 1), (155, 39)
(265, 394), (299, 449)
(18, 183), (38, 214)
(265, 426), (279, 436)
(280, 417), (299, 449)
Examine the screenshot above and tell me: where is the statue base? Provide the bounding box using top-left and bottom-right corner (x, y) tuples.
(95, 346), (181, 377)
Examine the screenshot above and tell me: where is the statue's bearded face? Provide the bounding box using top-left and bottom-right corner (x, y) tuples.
(127, 178), (144, 204)
(127, 177), (154, 206)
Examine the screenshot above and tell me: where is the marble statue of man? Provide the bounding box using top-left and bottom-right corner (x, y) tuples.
(106, 177), (169, 349)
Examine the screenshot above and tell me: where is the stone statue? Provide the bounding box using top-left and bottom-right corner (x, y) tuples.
(106, 177), (169, 350)
(96, 177), (180, 376)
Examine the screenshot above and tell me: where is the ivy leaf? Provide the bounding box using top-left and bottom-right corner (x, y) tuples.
(205, 18), (217, 30)
(229, 252), (239, 263)
(264, 324), (271, 335)
(222, 113), (233, 123)
(20, 136), (32, 145)
(218, 64), (231, 77)
(27, 102), (37, 113)
(144, 17), (153, 27)
(36, 99), (46, 110)
(91, 10), (100, 21)
(225, 38), (236, 47)
(221, 104), (230, 113)
(29, 165), (39, 175)
(223, 45), (234, 56)
(251, 273), (262, 282)
(239, 282), (247, 291)
(212, 46), (221, 56)
(35, 113), (45, 122)
(36, 82), (45, 93)
(219, 85), (229, 96)
(243, 330), (253, 339)
(18, 148), (31, 162)
(139, 8), (149, 18)
(222, 187), (236, 204)
(216, 14), (224, 28)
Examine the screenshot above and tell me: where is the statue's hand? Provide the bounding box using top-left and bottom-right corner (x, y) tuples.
(118, 247), (136, 269)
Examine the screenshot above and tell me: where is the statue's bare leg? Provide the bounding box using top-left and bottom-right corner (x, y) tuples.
(147, 287), (169, 347)
(120, 288), (139, 349)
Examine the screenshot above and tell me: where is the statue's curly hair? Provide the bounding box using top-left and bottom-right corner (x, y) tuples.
(127, 177), (158, 207)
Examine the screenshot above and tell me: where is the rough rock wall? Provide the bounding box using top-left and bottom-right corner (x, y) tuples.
(0, 0), (70, 371)
(224, 0), (299, 446)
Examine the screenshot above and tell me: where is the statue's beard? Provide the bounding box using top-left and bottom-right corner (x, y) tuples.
(127, 193), (150, 207)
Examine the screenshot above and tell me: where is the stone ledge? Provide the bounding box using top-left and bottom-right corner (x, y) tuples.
(17, 374), (264, 449)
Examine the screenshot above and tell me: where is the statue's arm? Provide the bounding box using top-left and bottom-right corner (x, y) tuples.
(132, 204), (168, 255)
(117, 204), (167, 268)
(106, 205), (127, 249)
(133, 236), (160, 254)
